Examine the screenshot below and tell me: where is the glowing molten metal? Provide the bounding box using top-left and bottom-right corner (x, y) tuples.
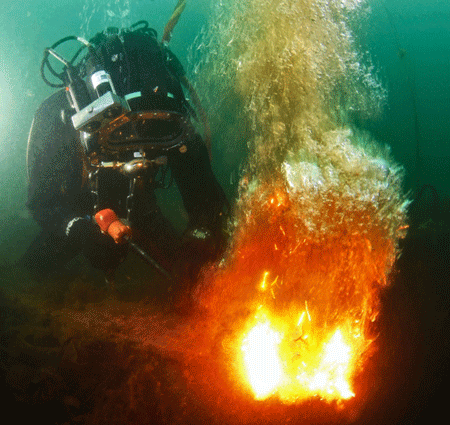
(198, 179), (406, 406)
(241, 319), (284, 399)
(240, 308), (357, 402)
(299, 329), (355, 400)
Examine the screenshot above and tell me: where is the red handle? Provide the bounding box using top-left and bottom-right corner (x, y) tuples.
(94, 209), (132, 244)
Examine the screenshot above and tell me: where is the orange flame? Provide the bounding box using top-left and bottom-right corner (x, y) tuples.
(239, 306), (359, 402)
(298, 329), (355, 400)
(241, 318), (284, 399)
(197, 181), (402, 405)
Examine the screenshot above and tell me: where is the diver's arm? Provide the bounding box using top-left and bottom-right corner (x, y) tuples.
(26, 89), (86, 232)
(169, 134), (227, 235)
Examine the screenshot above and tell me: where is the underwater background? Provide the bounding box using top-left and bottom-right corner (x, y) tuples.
(0, 0), (449, 264)
(0, 1), (449, 424)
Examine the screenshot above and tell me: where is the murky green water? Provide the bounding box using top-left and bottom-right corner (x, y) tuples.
(0, 0), (449, 265)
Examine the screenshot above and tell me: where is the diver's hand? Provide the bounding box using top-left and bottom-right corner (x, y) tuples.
(171, 227), (222, 313)
(176, 227), (217, 282)
(65, 217), (129, 273)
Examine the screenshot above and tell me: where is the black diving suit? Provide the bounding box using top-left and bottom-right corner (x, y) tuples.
(24, 25), (227, 279)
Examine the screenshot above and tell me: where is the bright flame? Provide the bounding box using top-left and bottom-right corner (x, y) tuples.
(240, 312), (357, 402)
(241, 320), (284, 399)
(298, 330), (355, 399)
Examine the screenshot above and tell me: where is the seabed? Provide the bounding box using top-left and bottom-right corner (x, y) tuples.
(0, 197), (449, 425)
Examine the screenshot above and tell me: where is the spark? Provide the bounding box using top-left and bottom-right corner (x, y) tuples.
(305, 301), (311, 322)
(259, 271), (270, 291)
(297, 311), (305, 327)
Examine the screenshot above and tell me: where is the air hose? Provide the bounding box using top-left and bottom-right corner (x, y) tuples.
(161, 0), (212, 159)
(162, 0), (187, 44)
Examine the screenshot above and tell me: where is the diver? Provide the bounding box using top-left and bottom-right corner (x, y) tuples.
(23, 21), (228, 291)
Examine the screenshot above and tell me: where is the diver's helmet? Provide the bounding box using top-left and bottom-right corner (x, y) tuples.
(41, 22), (194, 167)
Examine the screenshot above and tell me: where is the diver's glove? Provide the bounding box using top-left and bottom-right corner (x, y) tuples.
(171, 226), (226, 312)
(65, 217), (128, 273)
(175, 226), (220, 283)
